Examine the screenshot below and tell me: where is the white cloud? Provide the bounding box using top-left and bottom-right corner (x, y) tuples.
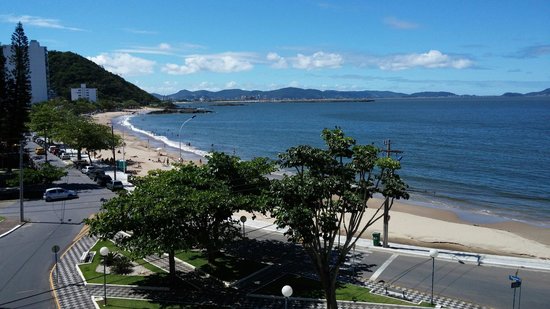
(87, 53), (155, 76)
(162, 53), (254, 75)
(266, 52), (288, 68)
(225, 81), (238, 88)
(158, 43), (171, 50)
(292, 52), (343, 70)
(377, 50), (473, 70)
(384, 16), (419, 30)
(122, 28), (157, 35)
(0, 14), (83, 31)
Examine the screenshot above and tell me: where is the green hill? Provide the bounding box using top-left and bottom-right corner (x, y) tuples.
(47, 51), (159, 104)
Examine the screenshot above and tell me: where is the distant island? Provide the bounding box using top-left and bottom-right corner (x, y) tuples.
(152, 87), (550, 102)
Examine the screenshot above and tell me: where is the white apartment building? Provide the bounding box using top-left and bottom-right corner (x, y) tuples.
(2, 40), (49, 104)
(70, 83), (97, 102)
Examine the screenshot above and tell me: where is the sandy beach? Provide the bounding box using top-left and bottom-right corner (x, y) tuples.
(92, 108), (550, 259)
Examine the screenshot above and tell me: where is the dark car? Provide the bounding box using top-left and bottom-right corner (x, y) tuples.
(106, 180), (124, 191)
(95, 174), (112, 186)
(88, 169), (105, 180)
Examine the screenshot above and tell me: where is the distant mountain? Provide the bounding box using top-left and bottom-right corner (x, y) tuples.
(502, 88), (550, 97)
(525, 88), (550, 96)
(502, 92), (524, 97)
(154, 87), (408, 101)
(48, 51), (160, 104)
(153, 87), (550, 102)
(408, 91), (457, 98)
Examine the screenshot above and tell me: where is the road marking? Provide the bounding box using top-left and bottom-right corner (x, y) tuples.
(370, 253), (399, 282)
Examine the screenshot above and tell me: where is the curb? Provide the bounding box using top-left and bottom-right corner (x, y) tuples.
(0, 223), (24, 238)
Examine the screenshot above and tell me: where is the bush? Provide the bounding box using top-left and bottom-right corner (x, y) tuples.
(101, 252), (132, 275)
(5, 163), (67, 186)
(112, 255), (133, 275)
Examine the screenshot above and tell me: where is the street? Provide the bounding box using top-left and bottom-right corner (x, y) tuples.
(0, 150), (114, 308)
(1, 146), (550, 308)
(246, 221), (550, 308)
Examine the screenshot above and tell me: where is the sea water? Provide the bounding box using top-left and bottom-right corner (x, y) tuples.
(117, 97), (550, 226)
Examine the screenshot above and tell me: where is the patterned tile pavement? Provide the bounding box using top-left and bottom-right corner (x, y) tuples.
(52, 235), (490, 308)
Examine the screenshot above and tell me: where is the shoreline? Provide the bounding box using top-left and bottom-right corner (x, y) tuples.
(91, 108), (550, 259)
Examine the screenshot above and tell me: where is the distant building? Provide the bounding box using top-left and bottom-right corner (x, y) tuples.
(71, 83), (97, 102)
(2, 40), (49, 104)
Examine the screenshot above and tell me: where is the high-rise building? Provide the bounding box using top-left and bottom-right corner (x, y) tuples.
(2, 40), (49, 104)
(71, 83), (97, 102)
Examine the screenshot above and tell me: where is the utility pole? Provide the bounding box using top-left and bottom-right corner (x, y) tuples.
(111, 122), (116, 180)
(382, 139), (402, 248)
(19, 141), (24, 222)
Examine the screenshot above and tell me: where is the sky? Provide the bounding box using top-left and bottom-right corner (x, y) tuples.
(1, 0), (549, 96)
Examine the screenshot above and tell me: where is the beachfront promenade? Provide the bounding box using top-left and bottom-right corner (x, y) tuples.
(52, 232), (489, 309)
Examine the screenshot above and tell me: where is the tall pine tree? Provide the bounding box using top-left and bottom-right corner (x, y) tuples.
(6, 22), (31, 144)
(0, 46), (8, 144)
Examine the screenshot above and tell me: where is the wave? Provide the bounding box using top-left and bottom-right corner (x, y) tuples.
(117, 115), (210, 158)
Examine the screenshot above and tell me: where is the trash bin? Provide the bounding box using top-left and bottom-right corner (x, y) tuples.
(116, 160), (127, 172)
(372, 232), (381, 247)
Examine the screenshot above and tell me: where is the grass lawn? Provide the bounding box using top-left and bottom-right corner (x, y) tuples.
(0, 216), (4, 223)
(96, 297), (217, 308)
(257, 273), (432, 306)
(176, 250), (267, 282)
(78, 240), (175, 287)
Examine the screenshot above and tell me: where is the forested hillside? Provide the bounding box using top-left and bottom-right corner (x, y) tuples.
(48, 51), (159, 104)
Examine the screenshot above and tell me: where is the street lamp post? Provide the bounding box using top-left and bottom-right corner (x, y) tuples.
(99, 246), (110, 306)
(240, 215), (247, 238)
(178, 115), (196, 160)
(282, 285), (293, 309)
(429, 249), (439, 305)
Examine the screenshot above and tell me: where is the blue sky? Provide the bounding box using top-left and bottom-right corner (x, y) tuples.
(1, 0), (549, 95)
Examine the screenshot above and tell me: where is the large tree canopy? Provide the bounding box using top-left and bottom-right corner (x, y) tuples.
(86, 152), (274, 280)
(269, 128), (409, 309)
(29, 101), (122, 162)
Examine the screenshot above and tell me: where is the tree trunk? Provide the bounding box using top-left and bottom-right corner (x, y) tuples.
(317, 259), (339, 309)
(168, 249), (176, 283)
(323, 273), (338, 309)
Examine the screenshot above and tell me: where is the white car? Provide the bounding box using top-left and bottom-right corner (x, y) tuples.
(43, 187), (78, 202)
(60, 153), (70, 160)
(81, 165), (97, 174)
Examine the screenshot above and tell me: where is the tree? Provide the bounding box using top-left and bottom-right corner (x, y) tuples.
(86, 167), (195, 281)
(55, 114), (121, 162)
(190, 152), (274, 262)
(5, 22), (31, 144)
(269, 128), (409, 309)
(0, 46), (9, 144)
(85, 153), (274, 280)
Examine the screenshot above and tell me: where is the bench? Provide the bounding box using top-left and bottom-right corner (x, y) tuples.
(384, 286), (410, 301)
(79, 251), (95, 263)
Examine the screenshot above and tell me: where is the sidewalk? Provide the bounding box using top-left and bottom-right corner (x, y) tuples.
(52, 233), (487, 308)
(238, 216), (550, 272)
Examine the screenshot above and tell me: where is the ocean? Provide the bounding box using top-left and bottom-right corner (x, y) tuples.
(116, 97), (550, 227)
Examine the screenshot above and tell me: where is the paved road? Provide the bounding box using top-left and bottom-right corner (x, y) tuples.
(245, 222), (550, 308)
(0, 149), (114, 308)
(2, 144), (550, 308)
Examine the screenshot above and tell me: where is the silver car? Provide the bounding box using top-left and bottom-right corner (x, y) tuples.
(43, 187), (78, 202)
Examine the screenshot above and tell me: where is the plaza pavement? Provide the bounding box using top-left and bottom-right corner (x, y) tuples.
(47, 230), (490, 308)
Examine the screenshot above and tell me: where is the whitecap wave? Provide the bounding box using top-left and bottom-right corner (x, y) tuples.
(119, 115), (210, 158)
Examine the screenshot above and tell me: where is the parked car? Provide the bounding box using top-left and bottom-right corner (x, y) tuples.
(106, 180), (124, 191)
(60, 153), (70, 160)
(88, 169), (105, 180)
(95, 174), (112, 186)
(81, 165), (98, 174)
(43, 187), (78, 202)
(74, 160), (89, 169)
